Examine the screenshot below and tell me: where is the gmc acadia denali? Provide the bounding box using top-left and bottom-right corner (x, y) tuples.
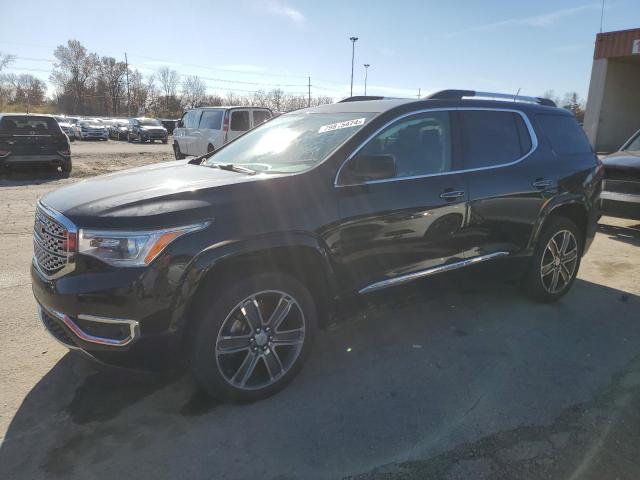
(32, 90), (602, 402)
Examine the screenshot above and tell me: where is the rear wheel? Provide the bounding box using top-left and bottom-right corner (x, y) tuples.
(207, 144), (215, 153)
(523, 217), (582, 302)
(173, 143), (185, 160)
(190, 272), (316, 403)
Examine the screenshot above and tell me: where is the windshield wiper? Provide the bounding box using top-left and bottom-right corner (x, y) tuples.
(211, 163), (257, 175)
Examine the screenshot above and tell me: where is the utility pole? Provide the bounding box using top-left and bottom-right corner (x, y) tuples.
(599, 0), (605, 33)
(308, 76), (311, 107)
(349, 36), (358, 97)
(363, 64), (370, 95)
(417, 88), (421, 99)
(125, 52), (131, 116)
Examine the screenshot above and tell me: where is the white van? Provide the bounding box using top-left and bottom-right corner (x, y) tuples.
(173, 106), (273, 158)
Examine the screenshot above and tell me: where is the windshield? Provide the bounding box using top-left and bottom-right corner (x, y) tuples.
(623, 130), (640, 152)
(116, 120), (128, 127)
(205, 112), (374, 173)
(80, 120), (102, 127)
(140, 118), (161, 126)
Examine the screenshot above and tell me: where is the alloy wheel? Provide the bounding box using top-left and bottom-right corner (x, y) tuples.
(215, 290), (306, 391)
(540, 230), (578, 294)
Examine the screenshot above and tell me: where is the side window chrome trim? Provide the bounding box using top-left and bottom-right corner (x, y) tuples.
(334, 107), (539, 188)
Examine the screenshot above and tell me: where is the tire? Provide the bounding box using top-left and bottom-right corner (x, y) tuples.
(173, 143), (185, 160)
(59, 159), (72, 178)
(522, 216), (582, 302)
(207, 144), (214, 153)
(138, 134), (144, 144)
(190, 272), (317, 403)
(162, 139), (168, 144)
(127, 135), (132, 143)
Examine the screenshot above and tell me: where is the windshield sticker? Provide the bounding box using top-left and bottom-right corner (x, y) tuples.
(318, 118), (366, 133)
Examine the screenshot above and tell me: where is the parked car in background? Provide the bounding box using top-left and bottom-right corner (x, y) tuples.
(127, 117), (168, 143)
(173, 106), (272, 159)
(109, 119), (129, 140)
(73, 119), (108, 141)
(31, 90), (602, 402)
(600, 127), (640, 220)
(0, 114), (71, 175)
(53, 116), (79, 142)
(159, 118), (178, 135)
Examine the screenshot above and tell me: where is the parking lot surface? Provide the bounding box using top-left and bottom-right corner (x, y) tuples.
(0, 140), (639, 479)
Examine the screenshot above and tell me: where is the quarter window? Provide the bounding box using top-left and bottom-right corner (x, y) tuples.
(230, 111), (250, 131)
(359, 111), (452, 178)
(536, 114), (592, 155)
(461, 111), (532, 168)
(253, 110), (271, 126)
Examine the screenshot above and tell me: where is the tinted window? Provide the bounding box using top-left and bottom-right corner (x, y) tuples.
(461, 111), (531, 168)
(230, 110), (250, 131)
(200, 110), (224, 129)
(0, 116), (58, 132)
(139, 118), (161, 126)
(253, 110), (271, 126)
(537, 114), (592, 155)
(360, 111), (452, 177)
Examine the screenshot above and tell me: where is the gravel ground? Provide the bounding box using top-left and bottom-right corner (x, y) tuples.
(0, 140), (639, 479)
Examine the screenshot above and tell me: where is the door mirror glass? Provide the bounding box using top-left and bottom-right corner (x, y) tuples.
(342, 154), (397, 184)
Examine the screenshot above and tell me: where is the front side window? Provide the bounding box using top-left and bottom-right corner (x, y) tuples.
(184, 111), (200, 129)
(359, 111), (452, 178)
(200, 110), (224, 130)
(461, 110), (532, 168)
(536, 114), (592, 155)
(205, 112), (374, 173)
(230, 110), (250, 131)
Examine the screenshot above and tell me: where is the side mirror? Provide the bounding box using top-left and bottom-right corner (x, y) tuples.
(341, 154), (396, 184)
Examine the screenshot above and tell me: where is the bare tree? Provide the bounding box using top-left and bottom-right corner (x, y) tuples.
(182, 75), (207, 109)
(50, 40), (98, 114)
(0, 52), (15, 72)
(156, 66), (180, 111)
(99, 56), (127, 116)
(224, 91), (241, 106)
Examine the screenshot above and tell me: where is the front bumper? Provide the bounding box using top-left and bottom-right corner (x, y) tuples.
(600, 180), (640, 220)
(81, 132), (108, 139)
(31, 261), (178, 370)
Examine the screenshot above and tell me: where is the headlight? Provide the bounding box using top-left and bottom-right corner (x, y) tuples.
(78, 222), (209, 266)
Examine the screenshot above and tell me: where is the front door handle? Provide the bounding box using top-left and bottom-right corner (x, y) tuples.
(533, 179), (554, 189)
(440, 190), (465, 200)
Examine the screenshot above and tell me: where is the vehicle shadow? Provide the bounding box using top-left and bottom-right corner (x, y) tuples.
(0, 166), (67, 186)
(1, 275), (639, 480)
(597, 222), (640, 247)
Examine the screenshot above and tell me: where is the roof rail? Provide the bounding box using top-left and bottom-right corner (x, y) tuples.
(339, 95), (395, 103)
(427, 89), (557, 107)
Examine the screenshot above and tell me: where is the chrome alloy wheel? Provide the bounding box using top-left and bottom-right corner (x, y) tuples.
(540, 230), (578, 294)
(215, 290), (306, 391)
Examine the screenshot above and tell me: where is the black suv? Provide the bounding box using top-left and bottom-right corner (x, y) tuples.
(32, 90), (602, 402)
(1, 114), (72, 175)
(127, 117), (168, 143)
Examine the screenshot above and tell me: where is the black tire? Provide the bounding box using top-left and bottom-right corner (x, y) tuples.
(127, 135), (132, 143)
(173, 143), (185, 160)
(162, 139), (168, 144)
(190, 272), (317, 403)
(138, 134), (144, 144)
(207, 144), (214, 153)
(522, 216), (582, 302)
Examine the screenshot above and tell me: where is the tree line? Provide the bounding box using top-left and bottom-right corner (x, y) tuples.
(0, 41), (333, 117)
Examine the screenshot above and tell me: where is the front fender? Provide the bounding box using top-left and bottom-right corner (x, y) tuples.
(167, 231), (337, 335)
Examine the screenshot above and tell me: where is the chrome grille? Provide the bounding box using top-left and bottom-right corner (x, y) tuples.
(33, 205), (74, 278)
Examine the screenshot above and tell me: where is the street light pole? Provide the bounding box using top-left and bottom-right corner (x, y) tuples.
(349, 36), (358, 97)
(363, 64), (370, 95)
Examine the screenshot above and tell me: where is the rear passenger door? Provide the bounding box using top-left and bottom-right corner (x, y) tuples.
(459, 109), (546, 257)
(228, 109), (250, 142)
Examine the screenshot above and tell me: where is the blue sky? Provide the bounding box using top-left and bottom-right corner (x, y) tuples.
(0, 0), (637, 101)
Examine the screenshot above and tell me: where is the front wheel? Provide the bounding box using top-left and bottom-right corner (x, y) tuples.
(523, 217), (582, 302)
(173, 143), (185, 160)
(190, 273), (316, 403)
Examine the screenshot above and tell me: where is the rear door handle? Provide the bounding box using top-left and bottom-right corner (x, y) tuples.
(440, 190), (465, 200)
(533, 179), (554, 188)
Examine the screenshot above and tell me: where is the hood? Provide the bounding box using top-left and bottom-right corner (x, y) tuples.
(41, 160), (279, 228)
(82, 124), (106, 129)
(601, 150), (640, 169)
(139, 125), (165, 130)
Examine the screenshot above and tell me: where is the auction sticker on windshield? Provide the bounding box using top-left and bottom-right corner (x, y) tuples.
(318, 118), (366, 133)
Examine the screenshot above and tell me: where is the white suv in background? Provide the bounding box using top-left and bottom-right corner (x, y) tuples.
(172, 106), (272, 158)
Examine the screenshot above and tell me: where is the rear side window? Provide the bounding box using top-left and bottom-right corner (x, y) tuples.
(253, 110), (271, 126)
(230, 110), (250, 131)
(0, 116), (58, 133)
(199, 110), (223, 129)
(537, 114), (592, 155)
(460, 111), (532, 168)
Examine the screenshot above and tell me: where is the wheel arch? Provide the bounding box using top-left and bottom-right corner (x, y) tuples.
(531, 197), (589, 254)
(170, 233), (339, 344)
